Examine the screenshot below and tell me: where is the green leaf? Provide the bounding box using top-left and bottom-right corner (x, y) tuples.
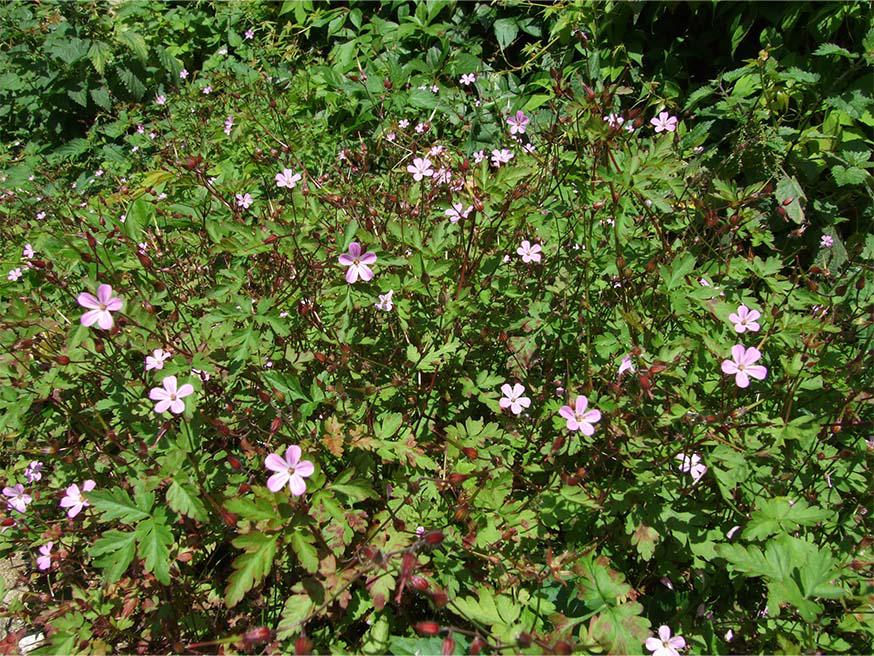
(813, 43), (856, 58)
(225, 532), (278, 608)
(88, 41), (112, 74)
(116, 30), (149, 62)
(743, 498), (830, 540)
(118, 67), (146, 99)
(588, 601), (650, 654)
(775, 176), (806, 224)
(90, 87), (112, 111)
(166, 480), (208, 522)
(91, 530), (137, 583)
(276, 589), (318, 639)
(124, 196), (154, 241)
(631, 524), (660, 561)
(493, 18), (518, 50)
(135, 517), (173, 585)
(224, 495), (279, 523)
(89, 487), (151, 524)
(291, 531), (319, 574)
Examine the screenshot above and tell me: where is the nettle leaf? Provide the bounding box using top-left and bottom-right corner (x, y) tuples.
(116, 30), (149, 62)
(166, 480), (208, 522)
(89, 487), (151, 524)
(88, 40), (112, 74)
(90, 530), (137, 583)
(742, 497), (830, 540)
(813, 43), (856, 59)
(225, 532), (279, 608)
(135, 516), (173, 585)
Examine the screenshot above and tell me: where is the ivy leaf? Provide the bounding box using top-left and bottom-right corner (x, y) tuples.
(135, 516), (173, 585)
(225, 532), (278, 608)
(90, 530), (137, 583)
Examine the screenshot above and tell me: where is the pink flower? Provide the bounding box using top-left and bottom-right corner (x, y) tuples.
(490, 148), (514, 167)
(558, 395), (601, 435)
(77, 284), (123, 330)
(24, 461), (43, 483)
(339, 242), (377, 283)
(7, 268), (22, 281)
(179, 69), (189, 79)
(265, 445), (314, 496)
(386, 131), (396, 142)
(24, 244), (34, 260)
(275, 168), (302, 189)
(676, 453), (707, 483)
(415, 122), (427, 133)
(473, 150), (485, 164)
(245, 28), (255, 40)
(145, 348), (171, 371)
(721, 345), (767, 388)
(429, 144), (445, 157)
(820, 234), (833, 248)
(728, 305), (761, 333)
(460, 73), (476, 86)
(155, 94), (166, 106)
(224, 116), (234, 135)
(202, 85), (212, 95)
(398, 119), (410, 129)
(3, 484), (31, 513)
(375, 289), (394, 312)
(618, 355), (635, 378)
(36, 542), (53, 571)
(650, 112), (678, 133)
(517, 240), (542, 263)
(36, 211), (46, 221)
(445, 202), (473, 223)
(645, 625), (686, 656)
(604, 113), (625, 128)
(235, 193), (253, 209)
(499, 383), (531, 415)
(507, 111), (530, 135)
(60, 480), (95, 518)
(149, 375), (194, 414)
(433, 167), (451, 185)
(407, 157), (434, 181)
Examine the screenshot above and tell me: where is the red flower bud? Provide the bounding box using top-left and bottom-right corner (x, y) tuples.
(415, 622), (441, 637)
(423, 530), (444, 545)
(227, 455), (241, 470)
(431, 588), (449, 607)
(461, 447), (478, 459)
(554, 640), (572, 654)
(469, 637), (486, 655)
(442, 636), (455, 656)
(410, 576), (429, 591)
(294, 635), (313, 655)
(56, 355), (70, 365)
(517, 632), (532, 647)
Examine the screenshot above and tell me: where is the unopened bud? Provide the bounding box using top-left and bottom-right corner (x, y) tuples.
(415, 622), (441, 637)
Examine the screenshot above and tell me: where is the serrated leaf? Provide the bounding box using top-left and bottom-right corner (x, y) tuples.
(224, 495), (279, 523)
(117, 30), (149, 62)
(493, 18), (518, 50)
(158, 47), (182, 77)
(118, 67), (146, 99)
(166, 480), (208, 522)
(813, 43), (855, 58)
(631, 524), (660, 561)
(276, 590), (318, 639)
(89, 487), (151, 524)
(225, 532), (278, 608)
(88, 41), (111, 74)
(290, 531), (319, 574)
(135, 517), (173, 585)
(742, 497), (830, 540)
(588, 601), (650, 654)
(90, 87), (112, 110)
(90, 530), (137, 583)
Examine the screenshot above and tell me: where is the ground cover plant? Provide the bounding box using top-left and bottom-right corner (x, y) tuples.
(1, 1), (872, 654)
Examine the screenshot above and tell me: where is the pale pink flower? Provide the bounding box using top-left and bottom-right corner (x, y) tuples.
(523, 143), (536, 154)
(24, 461), (43, 483)
(375, 289), (394, 312)
(604, 113), (625, 128)
(149, 375), (194, 414)
(517, 240), (542, 263)
(245, 28), (255, 40)
(3, 484), (31, 513)
(265, 445), (314, 495)
(618, 355), (635, 378)
(499, 383), (531, 415)
(136, 125), (145, 134)
(192, 368), (210, 382)
(721, 345), (767, 388)
(726, 525), (741, 540)
(36, 542), (53, 571)
(559, 395), (601, 435)
(145, 348), (171, 371)
(386, 131), (396, 142)
(415, 122), (427, 133)
(275, 168), (300, 189)
(235, 193), (253, 209)
(820, 234), (833, 248)
(460, 73), (476, 86)
(224, 116), (234, 135)
(407, 157), (434, 181)
(179, 69), (189, 79)
(445, 202), (473, 223)
(60, 480), (95, 518)
(429, 145), (445, 157)
(645, 625), (686, 656)
(430, 84), (439, 94)
(36, 211), (46, 221)
(433, 167), (451, 185)
(472, 150), (485, 164)
(7, 268), (22, 281)
(398, 119), (410, 129)
(339, 242), (377, 283)
(650, 112), (678, 133)
(625, 122), (636, 133)
(490, 148), (514, 167)
(507, 110), (530, 135)
(202, 85), (212, 95)
(416, 526), (425, 536)
(728, 305), (761, 333)
(676, 453), (707, 483)
(155, 94), (166, 106)
(77, 284), (123, 330)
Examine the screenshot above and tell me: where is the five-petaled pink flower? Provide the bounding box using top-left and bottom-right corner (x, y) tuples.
(559, 395), (601, 435)
(676, 453), (707, 484)
(650, 112), (678, 133)
(407, 157), (434, 181)
(77, 284), (123, 330)
(145, 348), (172, 371)
(149, 375), (194, 414)
(517, 240), (542, 263)
(728, 305), (761, 333)
(820, 234), (833, 248)
(490, 148), (514, 167)
(7, 268), (22, 282)
(24, 461), (43, 483)
(235, 193), (253, 209)
(460, 73), (476, 86)
(721, 345), (767, 388)
(618, 355), (635, 378)
(339, 242), (377, 283)
(645, 625), (686, 656)
(36, 542), (53, 571)
(375, 289), (394, 312)
(265, 445), (314, 496)
(3, 483), (31, 513)
(445, 202), (473, 223)
(499, 383), (531, 415)
(275, 168), (302, 189)
(507, 111), (530, 135)
(23, 244), (35, 259)
(60, 480), (96, 518)
(155, 94), (166, 106)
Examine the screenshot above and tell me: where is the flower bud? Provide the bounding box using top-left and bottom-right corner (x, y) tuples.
(56, 355), (70, 365)
(431, 588), (449, 607)
(410, 576), (429, 591)
(442, 636), (455, 656)
(294, 636), (313, 655)
(415, 622), (441, 637)
(423, 530), (444, 545)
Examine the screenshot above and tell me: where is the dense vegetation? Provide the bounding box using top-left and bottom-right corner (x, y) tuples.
(1, 2), (872, 654)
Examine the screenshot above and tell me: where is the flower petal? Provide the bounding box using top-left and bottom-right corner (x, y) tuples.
(176, 384), (194, 398)
(285, 445), (302, 466)
(170, 398), (186, 414)
(735, 370), (750, 388)
(77, 292), (100, 309)
(96, 310), (114, 330)
(97, 284), (114, 304)
(265, 453), (288, 472)
(80, 309), (101, 327)
(730, 344), (746, 363)
(348, 242), (361, 257)
(163, 376), (178, 394)
(149, 387), (169, 401)
(295, 459), (315, 478)
(575, 395), (588, 414)
(288, 473), (308, 496)
(558, 406), (575, 421)
(658, 626), (672, 642)
(154, 398), (172, 413)
(721, 359), (738, 375)
(267, 471), (290, 492)
(745, 365), (767, 381)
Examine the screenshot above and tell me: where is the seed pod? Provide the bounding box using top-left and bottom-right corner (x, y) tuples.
(469, 637), (486, 655)
(56, 355), (70, 365)
(554, 640), (572, 654)
(442, 636), (455, 656)
(415, 622), (441, 637)
(461, 447), (478, 460)
(410, 576), (429, 591)
(517, 632), (532, 647)
(423, 530), (444, 545)
(294, 635), (313, 655)
(431, 588), (449, 607)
